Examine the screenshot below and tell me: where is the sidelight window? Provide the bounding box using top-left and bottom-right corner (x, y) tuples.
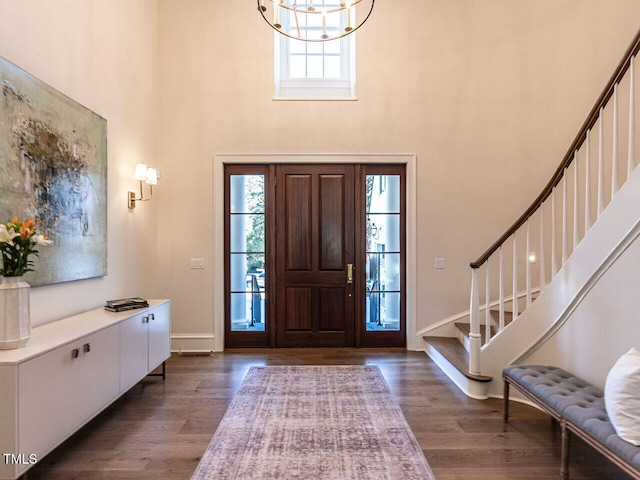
(229, 174), (266, 332)
(365, 174), (401, 331)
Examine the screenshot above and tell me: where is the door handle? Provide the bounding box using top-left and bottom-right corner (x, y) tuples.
(347, 264), (354, 284)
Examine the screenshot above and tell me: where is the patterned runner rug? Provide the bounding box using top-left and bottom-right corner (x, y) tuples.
(191, 365), (435, 480)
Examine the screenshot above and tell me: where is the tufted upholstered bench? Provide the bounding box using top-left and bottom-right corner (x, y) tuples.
(503, 365), (640, 479)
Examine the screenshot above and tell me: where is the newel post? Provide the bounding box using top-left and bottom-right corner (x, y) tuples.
(469, 267), (482, 375)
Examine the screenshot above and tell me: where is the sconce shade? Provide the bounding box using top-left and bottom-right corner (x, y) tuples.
(129, 163), (159, 209)
(146, 168), (158, 185)
(134, 163), (148, 181)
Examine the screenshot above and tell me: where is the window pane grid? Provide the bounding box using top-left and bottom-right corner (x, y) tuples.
(365, 174), (402, 332)
(283, 3), (345, 80)
(229, 174), (266, 332)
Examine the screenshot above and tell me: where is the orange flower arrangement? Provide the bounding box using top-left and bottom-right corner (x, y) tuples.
(0, 217), (53, 277)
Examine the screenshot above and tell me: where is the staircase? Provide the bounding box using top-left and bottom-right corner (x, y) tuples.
(423, 311), (512, 398)
(424, 28), (640, 399)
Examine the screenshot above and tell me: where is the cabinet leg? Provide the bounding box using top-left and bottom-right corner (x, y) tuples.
(147, 361), (166, 380)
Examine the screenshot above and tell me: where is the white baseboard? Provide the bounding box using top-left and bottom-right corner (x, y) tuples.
(424, 345), (489, 400)
(171, 333), (216, 353)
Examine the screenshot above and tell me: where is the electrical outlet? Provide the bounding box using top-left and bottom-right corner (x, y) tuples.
(190, 258), (205, 269)
(434, 258), (446, 269)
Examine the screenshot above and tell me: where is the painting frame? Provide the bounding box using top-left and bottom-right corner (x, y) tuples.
(0, 56), (107, 286)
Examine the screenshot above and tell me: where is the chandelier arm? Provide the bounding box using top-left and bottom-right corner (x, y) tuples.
(293, 2), (301, 39)
(258, 0), (374, 43)
(268, 0), (364, 15)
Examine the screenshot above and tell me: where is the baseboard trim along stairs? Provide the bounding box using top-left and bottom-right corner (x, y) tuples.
(423, 310), (517, 399)
(423, 335), (492, 400)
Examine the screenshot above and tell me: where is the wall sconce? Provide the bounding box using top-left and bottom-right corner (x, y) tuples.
(128, 163), (159, 209)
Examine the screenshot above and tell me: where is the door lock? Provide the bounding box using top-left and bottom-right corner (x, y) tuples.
(347, 263), (354, 284)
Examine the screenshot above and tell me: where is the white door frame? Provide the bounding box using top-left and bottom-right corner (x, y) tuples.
(213, 154), (418, 351)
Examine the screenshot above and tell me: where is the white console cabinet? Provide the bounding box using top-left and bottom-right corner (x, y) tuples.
(120, 301), (171, 391)
(0, 299), (170, 480)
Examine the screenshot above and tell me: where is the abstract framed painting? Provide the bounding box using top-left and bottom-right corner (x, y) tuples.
(0, 56), (107, 286)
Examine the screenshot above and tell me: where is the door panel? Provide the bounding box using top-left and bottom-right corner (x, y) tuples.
(319, 175), (345, 270)
(319, 287), (345, 330)
(285, 175), (312, 271)
(276, 164), (355, 347)
(285, 288), (312, 331)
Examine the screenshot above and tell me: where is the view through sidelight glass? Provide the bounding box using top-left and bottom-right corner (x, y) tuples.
(229, 174), (266, 332)
(365, 174), (401, 331)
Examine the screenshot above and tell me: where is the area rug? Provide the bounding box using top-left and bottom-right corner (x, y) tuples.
(191, 365), (435, 480)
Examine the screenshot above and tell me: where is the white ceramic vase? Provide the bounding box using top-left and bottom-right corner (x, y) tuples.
(0, 276), (31, 349)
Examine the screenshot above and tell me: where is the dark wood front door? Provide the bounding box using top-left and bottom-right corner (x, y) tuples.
(275, 164), (355, 347)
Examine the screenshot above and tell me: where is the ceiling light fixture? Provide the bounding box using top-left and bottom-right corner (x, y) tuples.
(257, 0), (374, 42)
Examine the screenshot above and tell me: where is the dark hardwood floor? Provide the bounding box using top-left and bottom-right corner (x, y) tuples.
(26, 349), (630, 479)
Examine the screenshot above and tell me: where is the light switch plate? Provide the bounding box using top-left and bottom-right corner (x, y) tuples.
(190, 258), (205, 269)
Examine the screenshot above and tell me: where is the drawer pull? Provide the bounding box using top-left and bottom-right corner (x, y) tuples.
(150, 313), (155, 321)
(143, 316), (149, 324)
(71, 348), (79, 359)
(83, 343), (91, 353)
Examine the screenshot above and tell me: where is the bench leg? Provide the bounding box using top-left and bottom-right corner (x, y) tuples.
(503, 379), (510, 423)
(561, 420), (570, 480)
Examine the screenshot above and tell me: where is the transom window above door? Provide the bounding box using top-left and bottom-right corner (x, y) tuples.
(274, 1), (356, 100)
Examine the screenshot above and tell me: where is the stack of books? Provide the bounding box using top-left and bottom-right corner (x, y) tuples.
(104, 297), (149, 312)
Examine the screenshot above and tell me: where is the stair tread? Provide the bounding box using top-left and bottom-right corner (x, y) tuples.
(423, 336), (492, 382)
(455, 323), (495, 337)
(489, 310), (514, 326)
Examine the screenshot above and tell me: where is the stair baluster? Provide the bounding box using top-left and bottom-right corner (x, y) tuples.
(512, 234), (518, 320)
(573, 152), (580, 249)
(499, 245), (505, 331)
(585, 130), (592, 231)
(597, 109), (605, 216)
(562, 171), (568, 264)
(485, 261), (491, 344)
(526, 219), (532, 307)
(612, 83), (620, 196)
(539, 208), (546, 291)
(551, 186), (558, 276)
(469, 267), (481, 375)
(628, 57), (636, 177)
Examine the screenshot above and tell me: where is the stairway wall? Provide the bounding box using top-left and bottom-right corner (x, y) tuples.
(524, 236), (640, 389)
(481, 163), (640, 397)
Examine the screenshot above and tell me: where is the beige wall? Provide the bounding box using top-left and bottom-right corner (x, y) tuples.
(0, 0), (159, 326)
(1, 1), (639, 346)
(156, 0), (640, 349)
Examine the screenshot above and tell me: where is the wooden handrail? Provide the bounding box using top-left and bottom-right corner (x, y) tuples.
(471, 28), (640, 269)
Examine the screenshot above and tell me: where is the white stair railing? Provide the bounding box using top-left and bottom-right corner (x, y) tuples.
(468, 31), (640, 376)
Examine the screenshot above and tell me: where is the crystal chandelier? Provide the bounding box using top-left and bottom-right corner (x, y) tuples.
(257, 0), (375, 42)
